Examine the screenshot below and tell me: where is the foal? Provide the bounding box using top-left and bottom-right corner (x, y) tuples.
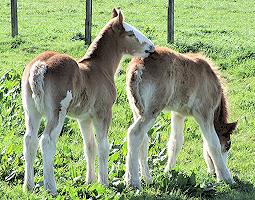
(126, 47), (237, 188)
(22, 9), (154, 194)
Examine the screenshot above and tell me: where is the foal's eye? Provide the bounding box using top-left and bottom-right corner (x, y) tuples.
(225, 140), (231, 151)
(127, 31), (135, 37)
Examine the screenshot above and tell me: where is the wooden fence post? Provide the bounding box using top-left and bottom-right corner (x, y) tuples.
(11, 0), (18, 37)
(85, 0), (92, 44)
(167, 0), (174, 43)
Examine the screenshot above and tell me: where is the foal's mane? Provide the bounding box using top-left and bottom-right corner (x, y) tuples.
(79, 20), (115, 63)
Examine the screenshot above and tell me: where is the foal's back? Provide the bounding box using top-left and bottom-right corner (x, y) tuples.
(127, 47), (222, 117)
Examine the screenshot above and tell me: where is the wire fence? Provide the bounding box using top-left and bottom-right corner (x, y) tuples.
(6, 0), (174, 43)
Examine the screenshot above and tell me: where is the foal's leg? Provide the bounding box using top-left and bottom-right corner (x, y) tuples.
(198, 118), (234, 184)
(130, 107), (152, 183)
(93, 111), (111, 186)
(40, 92), (72, 194)
(139, 133), (152, 184)
(126, 116), (155, 188)
(23, 102), (42, 192)
(203, 141), (216, 175)
(78, 118), (97, 183)
(165, 112), (185, 172)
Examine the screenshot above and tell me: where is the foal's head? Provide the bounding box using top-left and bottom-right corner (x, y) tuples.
(110, 8), (155, 57)
(218, 122), (237, 153)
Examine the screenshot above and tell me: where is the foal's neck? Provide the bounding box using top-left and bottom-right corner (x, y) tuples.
(79, 30), (122, 77)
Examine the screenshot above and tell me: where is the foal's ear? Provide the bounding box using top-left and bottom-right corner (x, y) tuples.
(111, 8), (124, 32)
(226, 121), (237, 135)
(117, 10), (124, 24)
(112, 8), (118, 18)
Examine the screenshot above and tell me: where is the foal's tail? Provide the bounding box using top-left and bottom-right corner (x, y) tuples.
(28, 61), (48, 113)
(126, 61), (145, 116)
(213, 93), (237, 136)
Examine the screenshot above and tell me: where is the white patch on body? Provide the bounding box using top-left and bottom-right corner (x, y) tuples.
(123, 22), (154, 47)
(60, 91), (73, 112)
(28, 61), (47, 113)
(141, 83), (156, 112)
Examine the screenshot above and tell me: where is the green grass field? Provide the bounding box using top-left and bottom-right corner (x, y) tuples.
(0, 0), (255, 199)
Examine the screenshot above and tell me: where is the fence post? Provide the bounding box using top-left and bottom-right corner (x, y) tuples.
(167, 0), (174, 43)
(85, 0), (92, 44)
(11, 0), (18, 37)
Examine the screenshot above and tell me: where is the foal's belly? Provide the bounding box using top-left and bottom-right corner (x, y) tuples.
(164, 102), (193, 116)
(163, 92), (196, 116)
(67, 102), (92, 119)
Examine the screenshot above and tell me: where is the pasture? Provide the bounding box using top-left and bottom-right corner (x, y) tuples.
(0, 0), (255, 199)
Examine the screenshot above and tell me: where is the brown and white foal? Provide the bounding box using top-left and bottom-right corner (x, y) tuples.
(22, 9), (154, 194)
(126, 47), (237, 188)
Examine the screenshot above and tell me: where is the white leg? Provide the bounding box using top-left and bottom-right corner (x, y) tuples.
(203, 140), (216, 175)
(139, 133), (152, 184)
(93, 117), (111, 186)
(165, 112), (185, 172)
(78, 118), (97, 183)
(23, 108), (41, 192)
(40, 113), (66, 195)
(199, 120), (234, 184)
(40, 91), (72, 194)
(126, 116), (155, 188)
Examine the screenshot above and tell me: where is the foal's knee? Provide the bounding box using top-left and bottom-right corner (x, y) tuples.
(39, 134), (57, 158)
(206, 138), (222, 154)
(97, 137), (109, 158)
(24, 133), (39, 157)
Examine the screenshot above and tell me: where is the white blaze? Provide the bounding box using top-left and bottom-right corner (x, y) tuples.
(123, 22), (154, 47)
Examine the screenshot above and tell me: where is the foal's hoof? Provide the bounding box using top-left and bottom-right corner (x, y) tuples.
(226, 178), (236, 185)
(125, 172), (142, 189)
(98, 178), (109, 187)
(217, 177), (236, 185)
(23, 183), (35, 192)
(45, 188), (58, 196)
(125, 179), (141, 190)
(208, 171), (216, 177)
(44, 182), (57, 196)
(142, 173), (153, 185)
(144, 176), (153, 185)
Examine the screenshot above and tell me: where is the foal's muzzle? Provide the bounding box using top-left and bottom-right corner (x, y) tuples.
(145, 45), (155, 53)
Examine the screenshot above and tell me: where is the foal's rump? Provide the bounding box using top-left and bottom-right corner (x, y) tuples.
(22, 52), (80, 114)
(127, 58), (168, 117)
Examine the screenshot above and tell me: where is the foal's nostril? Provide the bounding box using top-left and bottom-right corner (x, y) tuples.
(145, 45), (155, 54)
(149, 45), (155, 52)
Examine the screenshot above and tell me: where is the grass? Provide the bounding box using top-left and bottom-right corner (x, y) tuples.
(0, 0), (255, 199)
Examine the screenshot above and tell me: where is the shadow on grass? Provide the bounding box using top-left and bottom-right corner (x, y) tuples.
(125, 173), (255, 200)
